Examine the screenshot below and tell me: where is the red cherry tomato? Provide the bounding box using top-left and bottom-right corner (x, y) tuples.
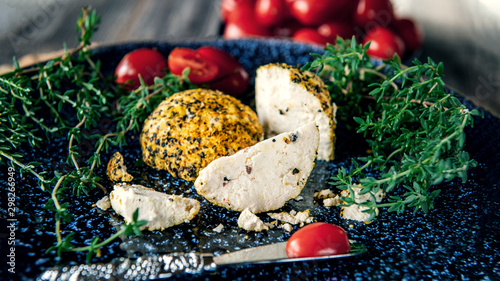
(363, 26), (405, 59)
(196, 47), (241, 76)
(286, 222), (351, 258)
(221, 0), (255, 22)
(196, 47), (250, 96)
(318, 22), (355, 41)
(255, 0), (291, 27)
(224, 0), (271, 39)
(391, 18), (422, 53)
(335, 0), (360, 23)
(114, 48), (167, 90)
(167, 48), (219, 83)
(208, 68), (250, 97)
(355, 0), (395, 29)
(293, 28), (330, 45)
(289, 0), (352, 26)
(272, 19), (303, 37)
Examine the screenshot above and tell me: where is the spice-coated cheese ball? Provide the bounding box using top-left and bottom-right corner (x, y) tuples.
(140, 89), (263, 181)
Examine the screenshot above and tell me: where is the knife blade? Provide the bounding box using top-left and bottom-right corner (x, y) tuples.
(39, 241), (366, 281)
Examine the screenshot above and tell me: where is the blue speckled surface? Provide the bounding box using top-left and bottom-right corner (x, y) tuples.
(1, 39), (499, 281)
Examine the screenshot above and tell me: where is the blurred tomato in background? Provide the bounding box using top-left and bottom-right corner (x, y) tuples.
(220, 0), (423, 60)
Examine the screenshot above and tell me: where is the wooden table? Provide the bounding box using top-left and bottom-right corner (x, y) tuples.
(1, 0), (499, 117)
(0, 0), (220, 66)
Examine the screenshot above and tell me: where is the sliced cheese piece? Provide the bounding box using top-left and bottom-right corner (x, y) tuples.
(237, 209), (269, 232)
(255, 63), (337, 161)
(109, 183), (200, 231)
(195, 122), (319, 213)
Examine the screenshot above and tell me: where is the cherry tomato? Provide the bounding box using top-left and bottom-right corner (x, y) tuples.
(196, 47), (250, 96)
(289, 0), (352, 26)
(335, 0), (360, 23)
(196, 47), (241, 75)
(208, 68), (250, 97)
(272, 19), (303, 37)
(363, 26), (405, 59)
(255, 0), (291, 27)
(286, 222), (351, 258)
(391, 18), (422, 53)
(293, 28), (330, 46)
(114, 48), (167, 90)
(318, 22), (355, 41)
(221, 0), (255, 22)
(224, 0), (271, 39)
(354, 0), (395, 29)
(167, 48), (219, 83)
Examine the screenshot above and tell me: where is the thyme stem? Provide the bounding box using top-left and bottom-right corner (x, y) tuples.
(68, 116), (87, 173)
(51, 175), (66, 245)
(0, 150), (50, 191)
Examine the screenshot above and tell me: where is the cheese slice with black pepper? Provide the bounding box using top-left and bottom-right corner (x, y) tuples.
(109, 183), (200, 231)
(255, 63), (336, 161)
(194, 122), (319, 213)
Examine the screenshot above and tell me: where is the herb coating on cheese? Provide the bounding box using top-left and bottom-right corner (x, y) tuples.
(140, 89), (263, 181)
(106, 151), (133, 182)
(279, 63), (334, 115)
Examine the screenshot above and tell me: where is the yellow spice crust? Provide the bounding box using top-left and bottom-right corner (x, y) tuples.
(106, 151), (133, 182)
(140, 89), (263, 181)
(258, 63), (335, 126)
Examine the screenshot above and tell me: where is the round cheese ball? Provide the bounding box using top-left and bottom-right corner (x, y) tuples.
(140, 89), (263, 181)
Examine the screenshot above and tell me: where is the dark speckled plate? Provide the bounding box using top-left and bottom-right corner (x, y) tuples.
(2, 39), (500, 281)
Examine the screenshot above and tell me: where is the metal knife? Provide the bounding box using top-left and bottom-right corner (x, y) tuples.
(38, 241), (366, 281)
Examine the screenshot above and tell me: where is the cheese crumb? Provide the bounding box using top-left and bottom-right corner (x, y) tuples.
(95, 196), (111, 211)
(279, 223), (293, 232)
(213, 223), (224, 233)
(238, 209), (269, 232)
(323, 196), (342, 207)
(313, 189), (342, 207)
(294, 196), (304, 201)
(340, 186), (384, 222)
(106, 152), (133, 182)
(265, 220), (278, 229)
(267, 209), (314, 227)
(313, 189), (335, 200)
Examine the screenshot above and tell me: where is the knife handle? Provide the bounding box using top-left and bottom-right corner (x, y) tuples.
(39, 253), (217, 281)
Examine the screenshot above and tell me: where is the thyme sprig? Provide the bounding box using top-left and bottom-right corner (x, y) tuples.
(304, 38), (480, 221)
(0, 6), (194, 263)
